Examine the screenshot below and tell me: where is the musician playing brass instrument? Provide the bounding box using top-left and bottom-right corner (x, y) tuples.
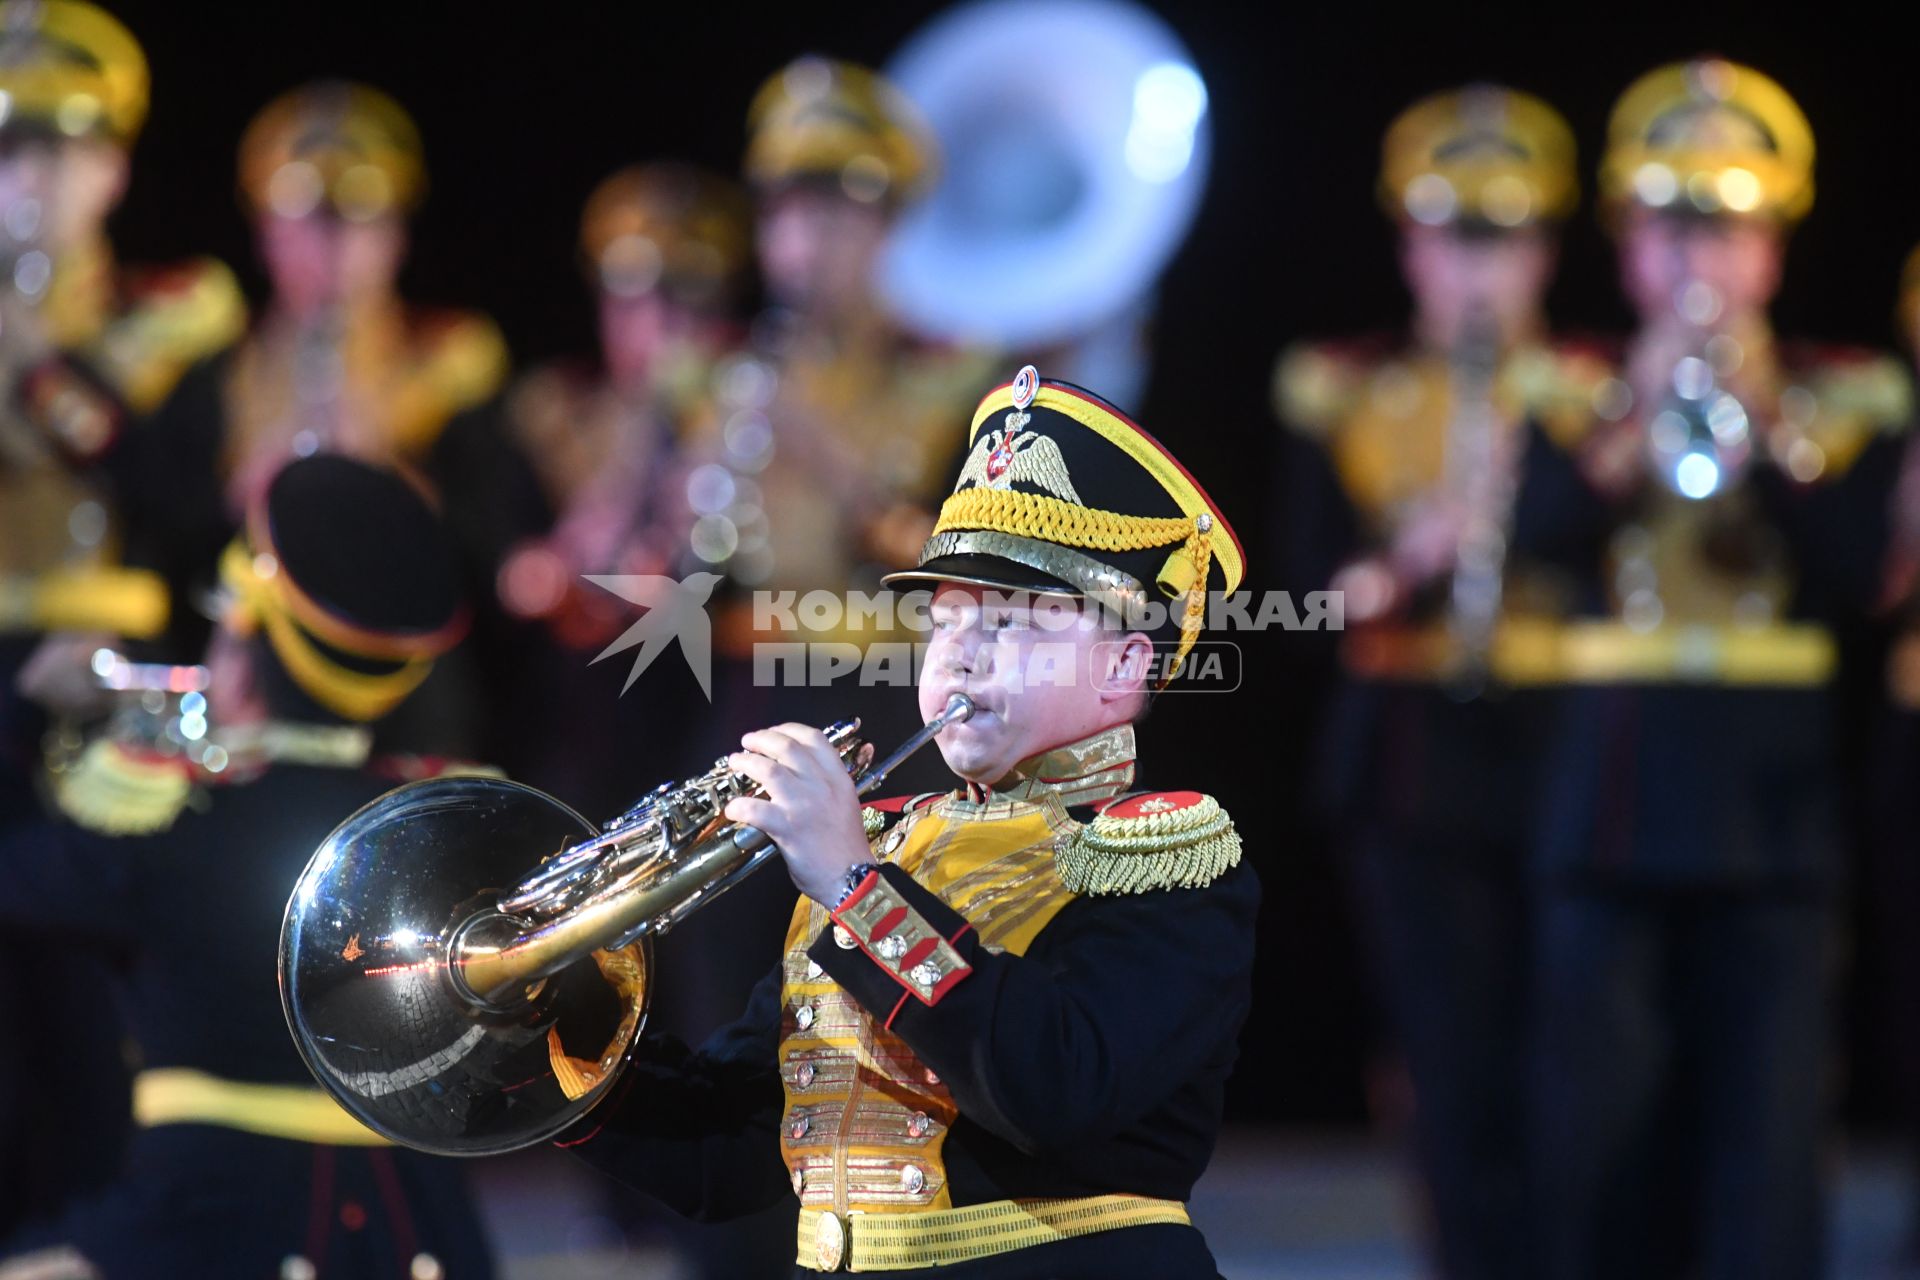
(686, 57), (993, 673)
(0, 0), (243, 1246)
(495, 164), (749, 813)
(0, 0), (244, 748)
(0, 455), (496, 1278)
(1530, 60), (1910, 1280)
(554, 369), (1256, 1278)
(112, 82), (511, 650)
(1273, 85), (1606, 1280)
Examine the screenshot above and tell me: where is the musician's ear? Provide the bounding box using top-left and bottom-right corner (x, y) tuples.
(1095, 629), (1154, 711)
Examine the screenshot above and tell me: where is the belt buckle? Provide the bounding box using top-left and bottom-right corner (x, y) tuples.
(814, 1209), (847, 1272)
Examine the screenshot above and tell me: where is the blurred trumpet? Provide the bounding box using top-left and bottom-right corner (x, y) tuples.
(41, 648), (223, 805)
(1645, 280), (1754, 501)
(1443, 301), (1510, 694)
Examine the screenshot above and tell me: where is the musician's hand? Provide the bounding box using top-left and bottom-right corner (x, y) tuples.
(1388, 495), (1468, 585)
(15, 631), (115, 719)
(724, 723), (870, 907)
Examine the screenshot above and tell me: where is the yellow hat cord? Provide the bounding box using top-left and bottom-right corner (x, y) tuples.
(1165, 520), (1214, 684)
(219, 540), (433, 722)
(933, 487), (1214, 688)
(934, 487), (1189, 552)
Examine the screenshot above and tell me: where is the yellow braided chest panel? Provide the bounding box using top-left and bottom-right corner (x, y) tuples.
(777, 796), (1080, 1215)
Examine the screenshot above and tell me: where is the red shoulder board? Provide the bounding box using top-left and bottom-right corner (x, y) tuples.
(1779, 339), (1879, 369)
(1555, 331), (1626, 363)
(118, 260), (204, 300)
(1097, 790), (1208, 818)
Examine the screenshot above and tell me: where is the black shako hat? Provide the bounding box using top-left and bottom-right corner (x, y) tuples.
(882, 366), (1245, 686)
(220, 454), (466, 721)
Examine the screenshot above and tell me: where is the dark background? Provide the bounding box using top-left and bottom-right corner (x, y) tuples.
(99, 0), (1919, 1127)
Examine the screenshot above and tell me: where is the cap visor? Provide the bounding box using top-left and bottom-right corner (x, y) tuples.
(880, 553), (1082, 598)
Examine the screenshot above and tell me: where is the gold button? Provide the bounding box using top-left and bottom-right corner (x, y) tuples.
(796, 1062), (816, 1088)
(900, 1164), (926, 1193)
(791, 1165), (806, 1194)
(833, 926), (858, 950)
(789, 1113), (810, 1139)
(815, 1210), (846, 1271)
(906, 1111), (930, 1138)
(805, 959), (824, 979)
(795, 1003), (816, 1031)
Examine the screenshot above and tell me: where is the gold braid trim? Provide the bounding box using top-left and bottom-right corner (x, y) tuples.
(935, 488), (1192, 552)
(1166, 522), (1213, 680)
(860, 806), (889, 838)
(1056, 795), (1242, 895)
(51, 741), (192, 836)
(933, 488), (1214, 689)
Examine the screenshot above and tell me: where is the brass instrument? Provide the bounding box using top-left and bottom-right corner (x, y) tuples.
(41, 648), (218, 785)
(279, 692), (975, 1155)
(878, 0), (1212, 409)
(1443, 302), (1509, 696)
(1645, 280), (1753, 501)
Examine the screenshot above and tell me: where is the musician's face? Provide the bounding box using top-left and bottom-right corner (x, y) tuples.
(0, 135), (127, 254)
(1620, 209), (1783, 323)
(918, 583), (1151, 784)
(756, 185), (888, 315)
(1399, 223), (1556, 349)
(257, 211), (406, 313)
(598, 289), (722, 391)
(204, 624), (267, 731)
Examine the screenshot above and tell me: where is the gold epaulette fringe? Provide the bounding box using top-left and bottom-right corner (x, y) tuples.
(1055, 794), (1241, 895)
(50, 740), (191, 836)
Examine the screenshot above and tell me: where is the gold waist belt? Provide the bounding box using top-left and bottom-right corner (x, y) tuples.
(796, 1194), (1191, 1272)
(133, 1068), (391, 1146)
(1341, 619), (1836, 688)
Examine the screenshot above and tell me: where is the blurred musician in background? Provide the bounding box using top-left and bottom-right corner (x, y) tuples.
(0, 0), (244, 782)
(1870, 244), (1920, 1265)
(0, 0), (244, 1243)
(1273, 86), (1608, 1280)
(1530, 59), (1910, 1280)
(494, 163), (750, 814)
(686, 55), (992, 749)
(113, 81), (537, 760)
(0, 455), (495, 1279)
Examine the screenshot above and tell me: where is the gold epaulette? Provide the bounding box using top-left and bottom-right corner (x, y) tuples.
(389, 311), (511, 456)
(1273, 343), (1367, 439)
(95, 257), (249, 413)
(1791, 350), (1913, 477)
(50, 740), (192, 836)
(1510, 340), (1620, 451)
(1056, 791), (1242, 896)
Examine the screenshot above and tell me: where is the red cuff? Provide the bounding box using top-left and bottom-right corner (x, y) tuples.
(830, 869), (973, 1006)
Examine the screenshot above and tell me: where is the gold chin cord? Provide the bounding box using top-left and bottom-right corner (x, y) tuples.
(278, 693), (974, 1156)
